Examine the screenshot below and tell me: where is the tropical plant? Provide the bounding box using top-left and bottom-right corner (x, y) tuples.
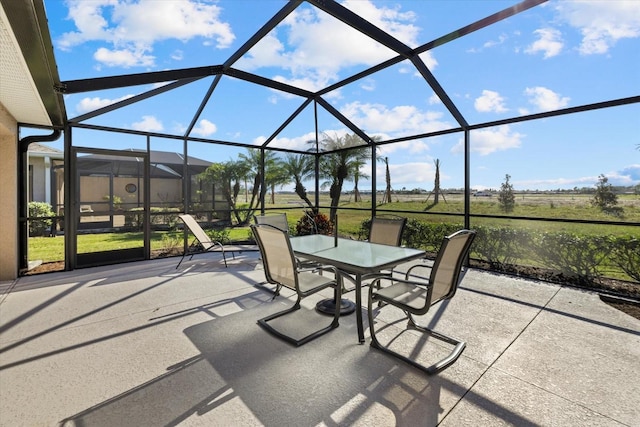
(296, 211), (333, 236)
(315, 132), (370, 221)
(200, 160), (256, 225)
(279, 153), (315, 209)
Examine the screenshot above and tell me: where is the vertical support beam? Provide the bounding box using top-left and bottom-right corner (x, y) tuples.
(182, 138), (189, 252)
(314, 101), (320, 209)
(371, 145), (377, 218)
(144, 136), (151, 260)
(64, 126), (75, 270)
(464, 130), (471, 230)
(259, 148), (265, 214)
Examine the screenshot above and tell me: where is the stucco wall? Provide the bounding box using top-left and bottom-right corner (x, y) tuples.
(0, 104), (18, 281)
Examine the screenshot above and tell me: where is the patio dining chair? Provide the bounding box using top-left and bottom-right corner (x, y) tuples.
(255, 212), (319, 274)
(368, 215), (407, 246)
(357, 215), (408, 289)
(176, 214), (227, 268)
(251, 223), (343, 346)
(254, 213), (289, 233)
(367, 229), (476, 375)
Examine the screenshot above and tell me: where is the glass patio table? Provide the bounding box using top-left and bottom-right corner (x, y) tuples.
(290, 234), (426, 343)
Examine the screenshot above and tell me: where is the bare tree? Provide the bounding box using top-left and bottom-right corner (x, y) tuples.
(380, 157), (392, 204)
(425, 159), (446, 205)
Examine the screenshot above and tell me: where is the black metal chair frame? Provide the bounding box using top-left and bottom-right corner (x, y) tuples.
(252, 223), (343, 346)
(367, 229), (476, 375)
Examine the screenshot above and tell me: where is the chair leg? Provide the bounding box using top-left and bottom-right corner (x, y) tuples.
(368, 293), (466, 375)
(258, 284), (341, 347)
(176, 253), (187, 269)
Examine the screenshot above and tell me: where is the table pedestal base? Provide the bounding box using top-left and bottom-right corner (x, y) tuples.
(315, 298), (356, 316)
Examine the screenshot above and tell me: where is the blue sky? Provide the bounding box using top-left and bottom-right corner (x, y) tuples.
(40, 0), (639, 192)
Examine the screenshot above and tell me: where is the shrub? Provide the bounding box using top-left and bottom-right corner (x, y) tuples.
(125, 207), (180, 229)
(533, 232), (611, 283)
(206, 227), (230, 245)
(28, 202), (54, 236)
(296, 211), (333, 236)
(473, 226), (532, 268)
(610, 236), (640, 282)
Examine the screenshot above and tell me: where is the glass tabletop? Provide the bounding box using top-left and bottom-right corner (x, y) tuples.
(290, 234), (425, 274)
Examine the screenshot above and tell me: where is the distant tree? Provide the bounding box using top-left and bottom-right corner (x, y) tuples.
(591, 174), (619, 211)
(424, 159), (447, 207)
(200, 160), (257, 225)
(380, 157), (392, 204)
(498, 174), (515, 213)
(315, 132), (370, 222)
(279, 153), (315, 209)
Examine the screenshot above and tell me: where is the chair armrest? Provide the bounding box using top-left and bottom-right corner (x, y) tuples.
(370, 275), (432, 291)
(405, 263), (433, 281)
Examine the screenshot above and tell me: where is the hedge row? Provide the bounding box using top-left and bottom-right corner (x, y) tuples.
(361, 219), (639, 284)
(125, 207), (181, 229)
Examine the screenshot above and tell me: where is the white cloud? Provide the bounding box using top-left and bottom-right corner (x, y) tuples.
(192, 119), (217, 136)
(94, 47), (154, 68)
(57, 0), (235, 67)
(524, 86), (570, 112)
(340, 101), (452, 136)
(171, 50), (184, 61)
(267, 132), (318, 151)
(609, 164), (640, 185)
(360, 78), (376, 91)
(525, 28), (563, 58)
(475, 90), (508, 113)
(75, 94), (135, 114)
(236, 0), (424, 90)
(131, 115), (163, 132)
(453, 125), (524, 156)
(484, 33), (508, 49)
(555, 0), (640, 55)
(428, 94), (441, 105)
(375, 162), (435, 186)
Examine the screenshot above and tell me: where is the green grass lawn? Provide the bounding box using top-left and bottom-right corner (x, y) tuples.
(29, 193), (638, 279)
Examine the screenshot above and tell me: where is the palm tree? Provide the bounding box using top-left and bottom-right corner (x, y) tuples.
(238, 148), (280, 207)
(351, 163), (369, 203)
(199, 160), (246, 224)
(316, 132), (370, 221)
(380, 157), (392, 204)
(279, 153), (315, 208)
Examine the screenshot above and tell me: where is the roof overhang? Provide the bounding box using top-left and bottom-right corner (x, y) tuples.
(0, 0), (66, 128)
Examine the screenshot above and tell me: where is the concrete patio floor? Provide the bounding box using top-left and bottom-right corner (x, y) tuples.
(1, 252), (638, 426)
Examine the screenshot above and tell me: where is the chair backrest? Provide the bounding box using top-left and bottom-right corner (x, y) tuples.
(428, 229), (476, 305)
(369, 216), (407, 246)
(251, 223), (297, 290)
(179, 214), (215, 250)
(254, 213), (289, 234)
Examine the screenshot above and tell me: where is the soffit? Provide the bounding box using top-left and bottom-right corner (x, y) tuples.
(0, 0), (65, 128)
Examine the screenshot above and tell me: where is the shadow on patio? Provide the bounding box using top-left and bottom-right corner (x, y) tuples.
(1, 252), (638, 426)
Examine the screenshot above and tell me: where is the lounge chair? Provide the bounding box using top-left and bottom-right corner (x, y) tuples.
(368, 229), (476, 374)
(176, 214), (227, 268)
(252, 223), (343, 346)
